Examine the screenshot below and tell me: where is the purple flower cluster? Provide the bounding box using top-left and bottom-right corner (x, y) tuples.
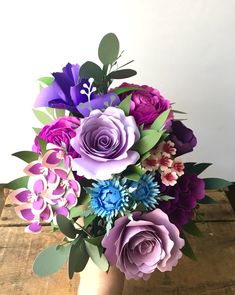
(158, 172), (205, 228)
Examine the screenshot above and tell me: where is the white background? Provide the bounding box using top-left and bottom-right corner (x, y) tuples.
(0, 0), (234, 182)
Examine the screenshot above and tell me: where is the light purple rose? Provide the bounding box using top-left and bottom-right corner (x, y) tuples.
(71, 107), (140, 180)
(33, 116), (80, 158)
(102, 209), (185, 280)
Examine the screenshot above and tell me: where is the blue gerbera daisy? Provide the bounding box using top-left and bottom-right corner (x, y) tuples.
(90, 178), (129, 220)
(132, 174), (160, 209)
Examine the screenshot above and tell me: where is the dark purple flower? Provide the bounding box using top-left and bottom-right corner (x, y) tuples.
(32, 116), (80, 158)
(117, 82), (172, 127)
(34, 63), (120, 114)
(102, 209), (185, 280)
(157, 172), (205, 229)
(168, 121), (197, 156)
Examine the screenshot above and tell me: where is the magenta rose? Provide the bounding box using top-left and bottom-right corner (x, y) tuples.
(118, 82), (172, 127)
(102, 209), (185, 280)
(33, 116), (80, 158)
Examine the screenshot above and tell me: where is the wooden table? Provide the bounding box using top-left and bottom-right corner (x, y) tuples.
(0, 189), (235, 295)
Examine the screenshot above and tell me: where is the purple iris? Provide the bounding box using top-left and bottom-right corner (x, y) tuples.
(34, 63), (120, 115)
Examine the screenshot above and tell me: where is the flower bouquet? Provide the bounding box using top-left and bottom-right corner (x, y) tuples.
(5, 33), (232, 294)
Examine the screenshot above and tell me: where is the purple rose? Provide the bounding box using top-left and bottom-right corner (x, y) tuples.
(118, 82), (172, 127)
(71, 107), (140, 180)
(168, 121), (197, 156)
(33, 116), (80, 158)
(158, 173), (205, 228)
(102, 209), (185, 280)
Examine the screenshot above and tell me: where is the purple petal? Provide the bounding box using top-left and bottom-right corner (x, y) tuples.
(56, 206), (69, 217)
(8, 189), (31, 204)
(25, 222), (42, 234)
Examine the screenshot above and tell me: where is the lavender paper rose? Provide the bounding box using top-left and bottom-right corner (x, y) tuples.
(71, 107), (140, 180)
(102, 209), (185, 280)
(118, 82), (172, 127)
(33, 116), (80, 158)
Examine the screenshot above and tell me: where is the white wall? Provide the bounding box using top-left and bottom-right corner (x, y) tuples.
(0, 0), (234, 182)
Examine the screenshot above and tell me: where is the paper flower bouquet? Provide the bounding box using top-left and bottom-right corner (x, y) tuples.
(6, 33), (232, 282)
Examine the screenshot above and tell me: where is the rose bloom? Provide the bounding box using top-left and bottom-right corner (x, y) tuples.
(33, 116), (80, 158)
(118, 82), (172, 127)
(102, 209), (184, 280)
(168, 121), (197, 156)
(71, 107), (140, 180)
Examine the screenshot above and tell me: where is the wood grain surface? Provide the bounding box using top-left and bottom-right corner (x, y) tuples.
(0, 189), (235, 295)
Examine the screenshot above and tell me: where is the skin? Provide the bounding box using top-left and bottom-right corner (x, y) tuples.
(78, 259), (125, 295)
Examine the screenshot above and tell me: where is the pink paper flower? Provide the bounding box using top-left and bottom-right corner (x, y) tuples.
(102, 209), (185, 280)
(161, 169), (178, 186)
(172, 159), (185, 176)
(159, 153), (173, 171)
(158, 140), (176, 156)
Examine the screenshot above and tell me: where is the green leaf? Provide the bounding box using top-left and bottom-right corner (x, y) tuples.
(198, 195), (218, 204)
(135, 131), (163, 155)
(33, 109), (53, 125)
(5, 176), (29, 189)
(108, 69), (137, 79)
(36, 136), (47, 155)
(68, 239), (89, 279)
(150, 109), (170, 131)
(84, 214), (96, 228)
(186, 163), (212, 175)
(173, 109), (187, 114)
(181, 232), (197, 261)
(118, 94), (131, 115)
(98, 33), (120, 65)
(85, 241), (109, 272)
(122, 165), (144, 182)
(33, 244), (70, 277)
(32, 127), (41, 134)
(45, 107), (55, 118)
(55, 108), (65, 118)
(140, 151), (151, 162)
(183, 220), (203, 237)
(12, 151), (39, 163)
(160, 195), (175, 201)
(79, 61), (103, 83)
(123, 173), (140, 182)
(85, 236), (104, 247)
(112, 86), (141, 95)
(204, 178), (233, 189)
(56, 215), (77, 239)
(70, 206), (85, 219)
(184, 162), (197, 171)
(38, 76), (54, 86)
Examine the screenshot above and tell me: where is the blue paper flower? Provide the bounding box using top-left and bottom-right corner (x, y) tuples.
(132, 174), (160, 209)
(90, 178), (129, 220)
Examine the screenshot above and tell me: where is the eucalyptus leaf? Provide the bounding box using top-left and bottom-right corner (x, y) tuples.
(38, 76), (54, 86)
(5, 176), (29, 189)
(33, 109), (53, 125)
(183, 220), (203, 237)
(84, 214), (96, 228)
(70, 206), (84, 219)
(198, 195), (218, 204)
(204, 178), (233, 189)
(79, 61), (103, 83)
(98, 33), (119, 65)
(12, 151), (39, 163)
(56, 215), (77, 239)
(33, 245), (70, 277)
(108, 69), (137, 79)
(85, 236), (104, 247)
(150, 109), (170, 131)
(85, 241), (109, 272)
(68, 239), (89, 279)
(118, 94), (131, 115)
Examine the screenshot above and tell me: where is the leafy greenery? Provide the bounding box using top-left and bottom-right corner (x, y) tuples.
(181, 232), (197, 261)
(56, 215), (77, 239)
(79, 61), (103, 84)
(185, 163), (212, 175)
(98, 33), (120, 65)
(5, 176), (29, 189)
(134, 131), (164, 155)
(183, 220), (203, 237)
(38, 76), (54, 86)
(33, 109), (53, 125)
(150, 109), (170, 131)
(108, 69), (137, 79)
(118, 94), (131, 115)
(204, 178), (233, 189)
(198, 195), (218, 204)
(33, 245), (71, 276)
(85, 240), (109, 271)
(12, 151), (39, 163)
(36, 136), (47, 155)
